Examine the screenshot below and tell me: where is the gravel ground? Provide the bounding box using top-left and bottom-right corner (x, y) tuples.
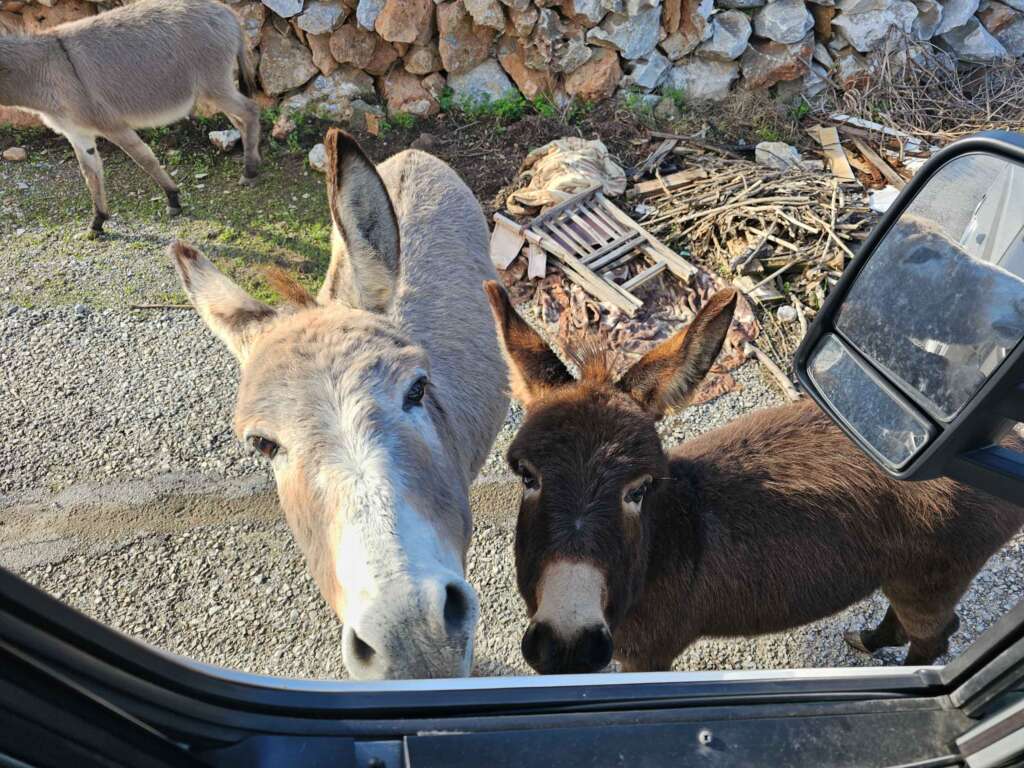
(3, 143), (1024, 681)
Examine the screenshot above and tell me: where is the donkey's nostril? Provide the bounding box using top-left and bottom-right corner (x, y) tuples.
(444, 582), (469, 633)
(349, 630), (376, 664)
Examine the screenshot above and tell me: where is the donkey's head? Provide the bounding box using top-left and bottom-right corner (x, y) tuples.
(485, 282), (737, 674)
(170, 130), (478, 680)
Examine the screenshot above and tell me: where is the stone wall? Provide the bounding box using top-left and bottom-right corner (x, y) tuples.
(2, 0), (1023, 129)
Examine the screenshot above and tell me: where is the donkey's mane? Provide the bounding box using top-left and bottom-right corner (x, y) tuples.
(264, 266), (317, 309)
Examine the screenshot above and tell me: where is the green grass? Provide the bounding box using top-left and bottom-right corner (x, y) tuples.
(2, 127), (334, 308)
(391, 111), (416, 130)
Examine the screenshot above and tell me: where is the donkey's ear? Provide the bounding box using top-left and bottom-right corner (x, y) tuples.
(321, 128), (400, 312)
(484, 280), (573, 406)
(169, 240), (275, 364)
(618, 289), (738, 418)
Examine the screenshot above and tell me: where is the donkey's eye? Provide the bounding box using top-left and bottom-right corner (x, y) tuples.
(519, 465), (540, 491)
(625, 482), (650, 505)
(250, 436), (279, 460)
(404, 377), (427, 411)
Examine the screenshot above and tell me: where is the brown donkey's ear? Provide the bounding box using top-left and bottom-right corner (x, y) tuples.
(169, 240), (276, 364)
(617, 289), (738, 417)
(484, 281), (573, 405)
(321, 128), (400, 312)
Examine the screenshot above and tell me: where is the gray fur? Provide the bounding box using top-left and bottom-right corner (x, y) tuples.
(170, 136), (510, 679)
(0, 0), (261, 232)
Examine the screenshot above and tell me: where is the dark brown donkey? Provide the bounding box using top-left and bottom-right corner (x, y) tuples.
(485, 282), (1024, 674)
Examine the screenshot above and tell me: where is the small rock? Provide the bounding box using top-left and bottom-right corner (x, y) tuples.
(588, 5), (662, 59)
(406, 43), (444, 74)
(912, 0), (943, 38)
(754, 0), (815, 43)
(382, 68), (440, 116)
(740, 34), (814, 89)
(935, 0), (980, 34)
(296, 1), (347, 34)
(756, 141), (802, 170)
(940, 16), (1010, 61)
(208, 129), (241, 152)
(626, 49), (671, 89)
(664, 58), (740, 101)
(832, 1), (918, 51)
(308, 143), (328, 173)
(375, 0), (433, 43)
(329, 23), (378, 69)
(261, 0), (303, 18)
(777, 305), (799, 323)
(2, 146), (27, 162)
(498, 37), (559, 99)
(258, 26), (318, 95)
(411, 133), (438, 151)
(437, 0), (496, 74)
(566, 0), (610, 24)
(355, 0), (385, 31)
(979, 0), (1024, 56)
(697, 10), (752, 61)
(565, 47), (623, 101)
(447, 59), (516, 105)
(271, 113), (297, 141)
(465, 0), (506, 30)
(349, 99), (387, 133)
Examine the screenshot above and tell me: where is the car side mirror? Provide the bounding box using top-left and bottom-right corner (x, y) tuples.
(795, 131), (1024, 504)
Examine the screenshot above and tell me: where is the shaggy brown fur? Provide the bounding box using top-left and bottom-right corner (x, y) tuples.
(489, 282), (1024, 674)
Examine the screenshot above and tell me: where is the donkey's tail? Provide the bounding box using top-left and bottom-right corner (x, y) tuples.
(237, 42), (258, 98)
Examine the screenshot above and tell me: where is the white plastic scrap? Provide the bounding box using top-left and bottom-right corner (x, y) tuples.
(869, 185), (900, 214)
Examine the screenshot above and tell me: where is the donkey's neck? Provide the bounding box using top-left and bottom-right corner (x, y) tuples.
(0, 35), (60, 111)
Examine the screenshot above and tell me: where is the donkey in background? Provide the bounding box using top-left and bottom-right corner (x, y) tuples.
(486, 283), (1024, 674)
(170, 129), (509, 679)
(0, 0), (261, 235)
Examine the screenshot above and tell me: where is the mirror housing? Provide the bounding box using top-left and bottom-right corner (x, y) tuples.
(795, 131), (1024, 504)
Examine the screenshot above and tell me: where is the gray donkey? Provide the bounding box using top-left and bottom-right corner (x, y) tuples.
(0, 0), (261, 235)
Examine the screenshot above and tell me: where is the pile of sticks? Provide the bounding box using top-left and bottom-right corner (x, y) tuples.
(637, 146), (874, 316)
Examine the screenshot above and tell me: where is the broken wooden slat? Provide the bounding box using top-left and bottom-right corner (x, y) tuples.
(851, 137), (906, 189)
(828, 113), (932, 154)
(490, 213), (525, 269)
(582, 231), (645, 267)
(811, 125), (856, 184)
(532, 183), (602, 225)
(594, 193), (699, 282)
(621, 260), (667, 292)
(523, 229), (639, 313)
(630, 167), (709, 197)
(527, 241), (547, 279)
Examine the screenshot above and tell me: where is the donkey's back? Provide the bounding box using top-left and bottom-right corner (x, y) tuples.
(47, 0), (244, 131)
(377, 149), (508, 482)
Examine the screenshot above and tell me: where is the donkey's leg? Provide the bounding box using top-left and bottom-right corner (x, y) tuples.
(68, 135), (109, 235)
(884, 578), (967, 666)
(105, 128), (181, 216)
(844, 605), (908, 655)
(207, 89), (261, 184)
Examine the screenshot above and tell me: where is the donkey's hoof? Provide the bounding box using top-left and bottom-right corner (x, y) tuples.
(167, 206), (183, 218)
(239, 173), (258, 187)
(77, 227), (103, 241)
(843, 630), (873, 655)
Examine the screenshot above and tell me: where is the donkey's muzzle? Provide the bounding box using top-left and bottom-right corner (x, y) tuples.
(341, 576), (478, 680)
(522, 621), (613, 675)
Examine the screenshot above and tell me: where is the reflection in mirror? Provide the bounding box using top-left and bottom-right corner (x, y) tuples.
(837, 153), (1024, 422)
(808, 334), (933, 469)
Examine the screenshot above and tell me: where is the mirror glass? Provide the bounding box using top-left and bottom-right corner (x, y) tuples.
(836, 153), (1024, 422)
(807, 334), (934, 469)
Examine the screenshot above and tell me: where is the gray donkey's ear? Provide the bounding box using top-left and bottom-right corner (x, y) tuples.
(320, 128), (400, 312)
